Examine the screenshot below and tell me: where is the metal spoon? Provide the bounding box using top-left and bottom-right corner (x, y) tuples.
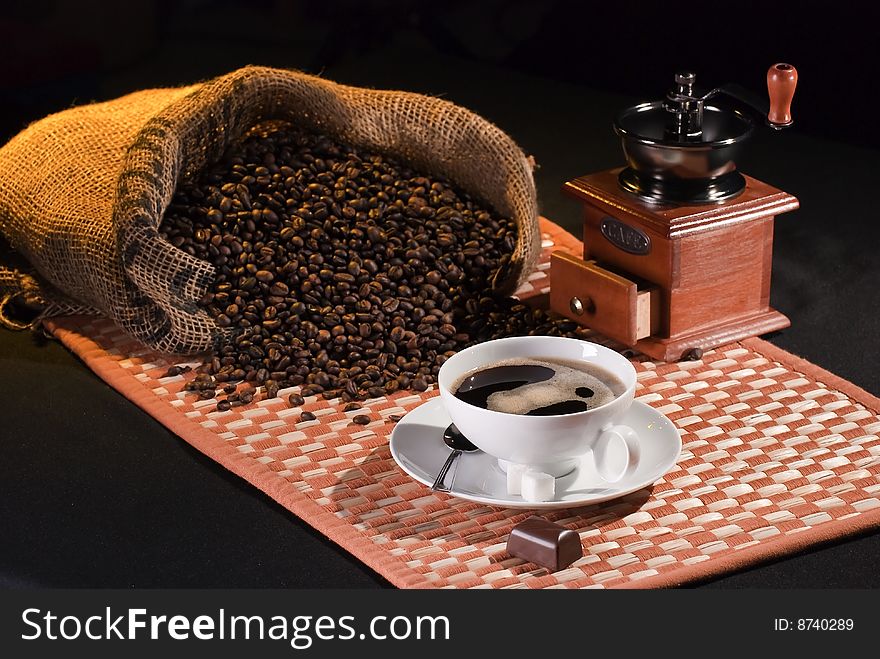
(431, 424), (479, 492)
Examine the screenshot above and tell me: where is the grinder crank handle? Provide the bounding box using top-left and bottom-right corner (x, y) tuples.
(700, 63), (798, 130)
(767, 63), (798, 128)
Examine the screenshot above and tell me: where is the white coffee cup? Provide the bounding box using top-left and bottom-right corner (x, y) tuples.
(437, 336), (640, 480)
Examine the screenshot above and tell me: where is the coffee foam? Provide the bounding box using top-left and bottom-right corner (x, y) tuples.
(480, 357), (616, 415)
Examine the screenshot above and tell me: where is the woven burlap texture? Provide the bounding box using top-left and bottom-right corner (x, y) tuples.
(0, 66), (539, 353)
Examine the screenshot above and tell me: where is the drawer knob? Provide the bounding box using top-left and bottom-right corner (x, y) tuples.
(569, 296), (596, 316)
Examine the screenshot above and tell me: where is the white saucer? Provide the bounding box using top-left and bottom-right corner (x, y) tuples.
(389, 398), (681, 510)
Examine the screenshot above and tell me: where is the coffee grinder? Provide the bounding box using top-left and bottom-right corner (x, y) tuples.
(550, 64), (799, 361)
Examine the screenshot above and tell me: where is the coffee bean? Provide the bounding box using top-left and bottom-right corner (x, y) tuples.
(300, 411), (316, 422)
(343, 402), (361, 412)
(216, 399), (232, 412)
(288, 393), (305, 406)
(344, 379), (359, 398)
(352, 414), (370, 425)
(253, 270), (273, 283)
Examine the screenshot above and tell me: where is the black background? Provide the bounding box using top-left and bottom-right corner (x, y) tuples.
(1, 0), (878, 589)
(3, 1), (880, 149)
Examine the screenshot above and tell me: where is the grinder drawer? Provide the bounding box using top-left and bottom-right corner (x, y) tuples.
(549, 252), (658, 345)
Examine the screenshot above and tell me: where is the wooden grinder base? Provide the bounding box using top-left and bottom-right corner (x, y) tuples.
(551, 168), (799, 362)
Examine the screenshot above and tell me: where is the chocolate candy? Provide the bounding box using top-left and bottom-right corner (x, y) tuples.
(507, 516), (583, 572)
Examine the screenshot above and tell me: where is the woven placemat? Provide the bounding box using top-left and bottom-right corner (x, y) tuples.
(44, 219), (880, 588)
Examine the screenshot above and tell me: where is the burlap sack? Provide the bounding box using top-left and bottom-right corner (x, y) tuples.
(0, 66), (539, 354)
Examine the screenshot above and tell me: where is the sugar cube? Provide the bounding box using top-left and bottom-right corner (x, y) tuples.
(506, 463), (531, 496)
(521, 471), (555, 502)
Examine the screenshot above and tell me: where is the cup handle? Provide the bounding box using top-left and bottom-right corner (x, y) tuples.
(594, 425), (641, 482)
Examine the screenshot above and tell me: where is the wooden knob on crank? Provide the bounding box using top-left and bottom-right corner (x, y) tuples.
(767, 63), (797, 127)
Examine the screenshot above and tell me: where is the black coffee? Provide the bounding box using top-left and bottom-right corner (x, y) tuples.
(453, 357), (624, 416)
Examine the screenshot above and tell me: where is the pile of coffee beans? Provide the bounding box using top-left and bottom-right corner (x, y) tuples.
(159, 122), (589, 413)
